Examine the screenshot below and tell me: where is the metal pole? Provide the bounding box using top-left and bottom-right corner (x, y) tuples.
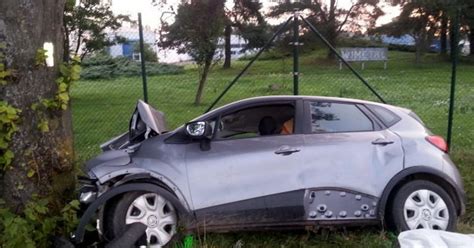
(447, 7), (460, 150)
(205, 16), (293, 113)
(300, 16), (386, 104)
(292, 10), (299, 95)
(138, 13), (149, 103)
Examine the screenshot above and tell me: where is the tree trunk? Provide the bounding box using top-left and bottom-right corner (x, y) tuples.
(195, 59), (212, 105)
(440, 14), (448, 55)
(415, 45), (422, 64)
(63, 28), (70, 62)
(326, 0), (337, 59)
(414, 35), (425, 64)
(223, 24), (232, 69)
(0, 0), (75, 211)
(470, 29), (474, 57)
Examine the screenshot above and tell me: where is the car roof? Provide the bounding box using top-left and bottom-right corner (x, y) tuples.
(198, 95), (404, 121)
(219, 95), (392, 108)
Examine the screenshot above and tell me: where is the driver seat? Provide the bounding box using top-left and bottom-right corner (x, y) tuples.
(258, 116), (277, 136)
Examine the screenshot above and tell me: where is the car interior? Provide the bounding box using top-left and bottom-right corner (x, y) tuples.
(213, 104), (295, 139)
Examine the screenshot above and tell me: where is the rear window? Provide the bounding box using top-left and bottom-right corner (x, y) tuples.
(367, 105), (401, 127)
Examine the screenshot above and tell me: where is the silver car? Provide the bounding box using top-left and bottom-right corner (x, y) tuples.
(74, 96), (465, 247)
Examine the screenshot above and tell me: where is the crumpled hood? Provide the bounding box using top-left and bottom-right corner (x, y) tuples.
(135, 100), (167, 134)
(85, 149), (131, 177)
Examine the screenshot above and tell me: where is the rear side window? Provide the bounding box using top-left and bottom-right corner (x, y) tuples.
(309, 102), (374, 133)
(366, 105), (401, 127)
(408, 112), (425, 126)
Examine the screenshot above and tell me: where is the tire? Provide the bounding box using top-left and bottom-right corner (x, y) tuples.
(391, 180), (457, 232)
(104, 191), (180, 247)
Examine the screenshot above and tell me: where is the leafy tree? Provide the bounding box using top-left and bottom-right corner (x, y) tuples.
(1, 0), (75, 220)
(463, 1), (474, 56)
(222, 0), (269, 69)
(160, 0), (226, 105)
(440, 11), (449, 55)
(376, 0), (474, 59)
(375, 1), (457, 63)
(63, 0), (130, 61)
(268, 0), (383, 58)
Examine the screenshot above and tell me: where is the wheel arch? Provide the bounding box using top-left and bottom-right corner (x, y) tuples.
(97, 169), (192, 211)
(378, 166), (465, 223)
(73, 182), (192, 244)
(114, 173), (178, 198)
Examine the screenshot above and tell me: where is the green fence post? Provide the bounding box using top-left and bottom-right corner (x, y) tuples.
(447, 7), (460, 150)
(138, 12), (149, 103)
(292, 10), (299, 95)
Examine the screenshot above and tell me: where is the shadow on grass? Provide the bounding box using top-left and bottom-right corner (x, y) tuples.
(193, 226), (397, 248)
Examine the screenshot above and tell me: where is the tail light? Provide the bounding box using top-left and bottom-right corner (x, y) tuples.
(426, 135), (448, 153)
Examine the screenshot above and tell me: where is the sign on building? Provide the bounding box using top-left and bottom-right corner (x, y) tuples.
(339, 47), (388, 70)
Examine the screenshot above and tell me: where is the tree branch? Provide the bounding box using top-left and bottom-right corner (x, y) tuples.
(74, 30), (83, 56)
(337, 3), (359, 33)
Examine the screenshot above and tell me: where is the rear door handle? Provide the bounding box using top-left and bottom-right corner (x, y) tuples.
(372, 138), (394, 146)
(274, 145), (300, 156)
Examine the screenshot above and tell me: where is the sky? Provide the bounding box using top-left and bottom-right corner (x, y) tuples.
(109, 0), (401, 31)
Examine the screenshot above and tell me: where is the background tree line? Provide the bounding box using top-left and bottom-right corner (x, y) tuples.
(63, 0), (474, 105)
(158, 0), (473, 105)
(374, 0), (474, 64)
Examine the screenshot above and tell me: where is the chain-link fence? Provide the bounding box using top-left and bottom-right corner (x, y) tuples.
(71, 9), (473, 167)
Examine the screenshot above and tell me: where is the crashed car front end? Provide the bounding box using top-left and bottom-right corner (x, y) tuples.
(78, 148), (132, 205)
(73, 100), (177, 243)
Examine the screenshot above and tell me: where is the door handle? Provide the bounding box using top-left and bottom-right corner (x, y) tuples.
(274, 145), (300, 156)
(372, 138), (394, 146)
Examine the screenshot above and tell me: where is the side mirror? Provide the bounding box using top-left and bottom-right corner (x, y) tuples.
(185, 121), (212, 139)
(185, 121), (213, 151)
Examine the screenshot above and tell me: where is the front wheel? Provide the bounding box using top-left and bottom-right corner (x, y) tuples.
(107, 191), (179, 247)
(391, 180), (457, 232)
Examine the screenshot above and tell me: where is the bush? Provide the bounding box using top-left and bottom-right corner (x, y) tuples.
(238, 49), (291, 61)
(80, 54), (184, 80)
(0, 198), (80, 248)
(337, 37), (385, 48)
(387, 44), (416, 52)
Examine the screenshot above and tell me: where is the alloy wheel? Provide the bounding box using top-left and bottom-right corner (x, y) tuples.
(403, 189), (450, 230)
(125, 193), (177, 247)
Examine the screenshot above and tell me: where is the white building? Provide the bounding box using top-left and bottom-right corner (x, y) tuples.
(107, 25), (158, 62)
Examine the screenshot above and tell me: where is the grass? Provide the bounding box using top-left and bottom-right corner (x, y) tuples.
(71, 50), (473, 247)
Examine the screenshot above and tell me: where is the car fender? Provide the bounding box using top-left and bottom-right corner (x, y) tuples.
(378, 166), (466, 220)
(93, 167), (191, 211)
(72, 183), (192, 244)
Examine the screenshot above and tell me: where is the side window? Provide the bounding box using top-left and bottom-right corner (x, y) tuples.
(215, 104), (295, 140)
(310, 102), (374, 133)
(366, 104), (401, 127)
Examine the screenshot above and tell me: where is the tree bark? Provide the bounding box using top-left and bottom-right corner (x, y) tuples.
(440, 14), (448, 55)
(0, 0), (75, 212)
(223, 24), (232, 69)
(195, 59), (212, 105)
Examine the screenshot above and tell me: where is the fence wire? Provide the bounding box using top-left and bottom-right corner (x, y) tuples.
(71, 11), (473, 165)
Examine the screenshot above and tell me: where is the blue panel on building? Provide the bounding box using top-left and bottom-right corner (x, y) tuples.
(122, 43), (134, 58)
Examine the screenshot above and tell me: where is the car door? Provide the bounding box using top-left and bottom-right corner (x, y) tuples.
(185, 100), (307, 227)
(298, 100), (404, 220)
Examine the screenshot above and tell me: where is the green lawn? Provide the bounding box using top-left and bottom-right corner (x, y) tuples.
(71, 50), (474, 247)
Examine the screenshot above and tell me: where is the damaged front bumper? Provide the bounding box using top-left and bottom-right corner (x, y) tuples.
(78, 176), (98, 204)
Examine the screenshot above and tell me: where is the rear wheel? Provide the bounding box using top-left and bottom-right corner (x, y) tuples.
(106, 191), (179, 247)
(391, 180), (457, 232)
